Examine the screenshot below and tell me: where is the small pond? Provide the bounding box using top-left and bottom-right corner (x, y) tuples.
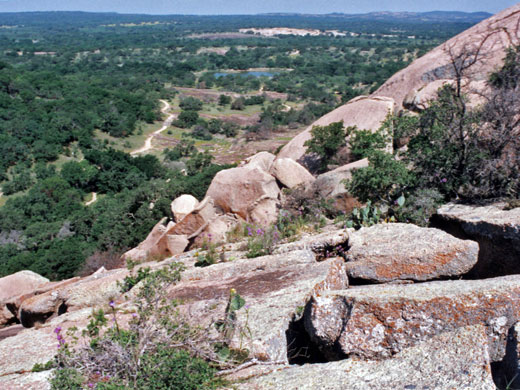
(214, 71), (278, 78)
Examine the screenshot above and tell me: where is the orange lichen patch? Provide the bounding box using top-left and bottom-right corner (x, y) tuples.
(316, 284), (520, 360)
(372, 251), (458, 281)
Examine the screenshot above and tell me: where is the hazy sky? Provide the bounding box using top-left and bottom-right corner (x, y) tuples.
(0, 0), (517, 15)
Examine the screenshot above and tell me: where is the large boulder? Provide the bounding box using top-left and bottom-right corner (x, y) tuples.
(170, 194), (199, 222)
(373, 4), (520, 110)
(242, 151), (276, 172)
(305, 275), (520, 362)
(167, 196), (219, 238)
(0, 326), (56, 390)
(432, 202), (520, 278)
(270, 158), (315, 189)
(311, 158), (369, 199)
(19, 268), (128, 328)
(168, 250), (349, 363)
(0, 271), (49, 302)
(277, 96), (394, 165)
(122, 217), (174, 262)
(193, 213), (241, 247)
(238, 325), (495, 390)
(345, 223), (479, 283)
(206, 165), (280, 224)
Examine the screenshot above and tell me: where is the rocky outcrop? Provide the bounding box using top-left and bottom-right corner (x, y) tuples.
(242, 151), (276, 172)
(270, 158), (315, 189)
(19, 268), (127, 328)
(311, 158), (369, 199)
(403, 79), (454, 111)
(345, 223), (479, 283)
(374, 3), (520, 110)
(193, 213), (240, 247)
(170, 194), (199, 222)
(122, 217), (175, 261)
(238, 325), (495, 390)
(166, 246), (349, 363)
(0, 271), (50, 302)
(206, 165), (280, 224)
(432, 202), (520, 278)
(305, 275), (520, 362)
(0, 271), (51, 326)
(277, 96), (394, 165)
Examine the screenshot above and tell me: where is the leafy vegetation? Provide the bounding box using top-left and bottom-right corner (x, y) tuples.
(49, 263), (224, 390)
(345, 44), (520, 225)
(304, 121), (346, 171)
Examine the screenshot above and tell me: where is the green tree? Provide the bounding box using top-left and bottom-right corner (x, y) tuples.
(304, 121), (346, 171)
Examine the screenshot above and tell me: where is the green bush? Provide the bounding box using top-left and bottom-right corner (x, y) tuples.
(136, 348), (217, 390)
(346, 151), (414, 203)
(348, 126), (389, 160)
(395, 188), (444, 226)
(304, 121), (346, 172)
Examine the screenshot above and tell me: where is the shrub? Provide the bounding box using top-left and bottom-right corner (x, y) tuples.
(175, 110), (199, 128)
(179, 97), (203, 111)
(346, 151), (414, 204)
(245, 225), (281, 258)
(231, 97), (245, 110)
(304, 121), (346, 172)
(394, 188), (445, 226)
(49, 263), (224, 390)
(348, 126), (389, 160)
(218, 94), (231, 106)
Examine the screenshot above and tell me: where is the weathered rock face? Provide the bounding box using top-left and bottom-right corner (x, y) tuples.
(277, 96), (394, 166)
(238, 325), (495, 390)
(168, 250), (349, 363)
(311, 158), (369, 200)
(19, 268), (128, 328)
(170, 194), (199, 222)
(122, 217), (173, 262)
(206, 165), (280, 222)
(432, 202), (520, 278)
(167, 196), (219, 238)
(193, 213), (240, 247)
(345, 223), (479, 283)
(164, 234), (190, 255)
(0, 271), (51, 326)
(403, 79), (454, 111)
(243, 151), (276, 172)
(374, 4), (520, 110)
(305, 275), (520, 362)
(270, 158), (315, 189)
(0, 271), (50, 302)
(0, 326), (56, 390)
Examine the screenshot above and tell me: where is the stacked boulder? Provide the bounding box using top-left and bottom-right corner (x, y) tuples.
(123, 150), (317, 261)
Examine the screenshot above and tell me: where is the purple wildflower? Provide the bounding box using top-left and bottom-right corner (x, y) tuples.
(109, 300), (115, 308)
(441, 178), (448, 183)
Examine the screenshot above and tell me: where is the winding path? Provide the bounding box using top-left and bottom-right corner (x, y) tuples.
(85, 192), (97, 206)
(86, 99), (175, 207)
(131, 99), (176, 156)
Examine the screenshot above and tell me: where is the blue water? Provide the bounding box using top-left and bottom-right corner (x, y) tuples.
(214, 71), (277, 78)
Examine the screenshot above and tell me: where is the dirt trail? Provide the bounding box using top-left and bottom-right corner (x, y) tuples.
(85, 192), (97, 206)
(85, 99), (175, 207)
(131, 99), (176, 156)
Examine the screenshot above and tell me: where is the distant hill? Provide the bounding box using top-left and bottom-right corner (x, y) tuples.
(325, 11), (492, 23)
(261, 11), (492, 23)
